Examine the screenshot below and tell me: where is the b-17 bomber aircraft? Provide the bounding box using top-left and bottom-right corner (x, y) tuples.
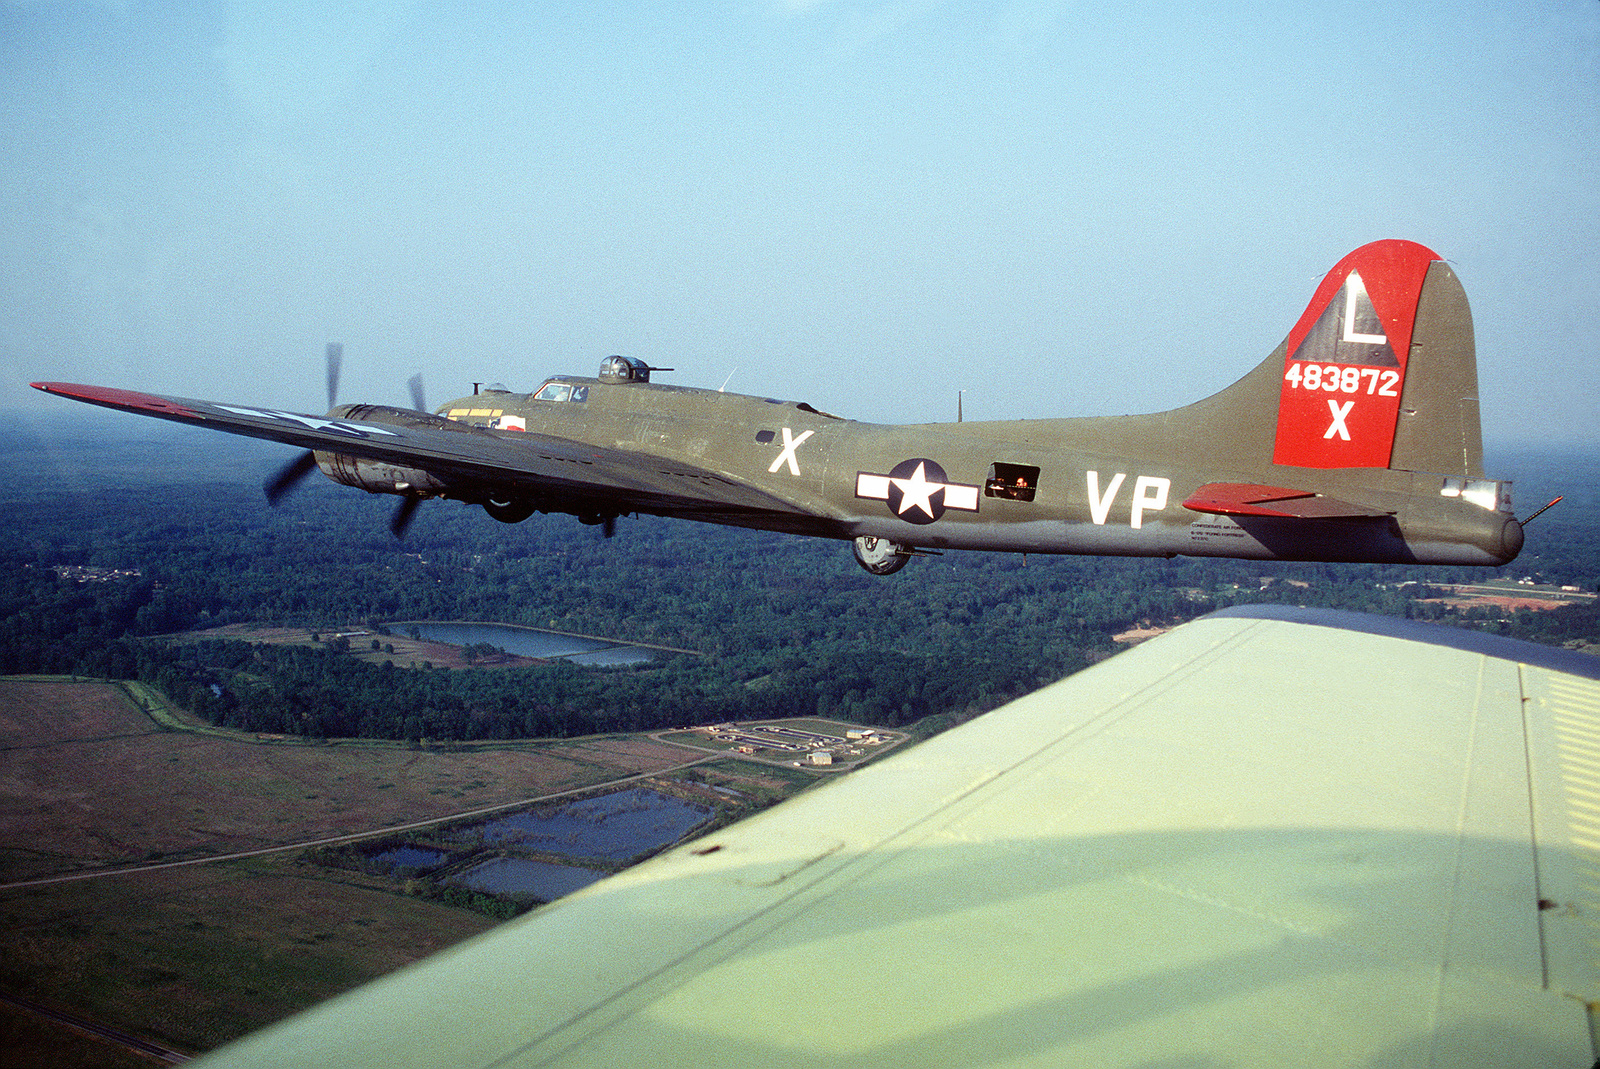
(34, 239), (1528, 572)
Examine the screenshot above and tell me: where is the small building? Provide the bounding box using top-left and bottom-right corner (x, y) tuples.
(808, 751), (833, 766)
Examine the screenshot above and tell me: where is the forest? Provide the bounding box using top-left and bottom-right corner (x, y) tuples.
(1, 417), (1595, 742)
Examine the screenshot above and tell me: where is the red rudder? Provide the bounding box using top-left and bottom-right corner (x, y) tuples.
(1271, 239), (1441, 469)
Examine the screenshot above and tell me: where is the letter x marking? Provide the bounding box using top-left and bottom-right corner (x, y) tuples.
(1323, 399), (1355, 441)
(768, 427), (814, 476)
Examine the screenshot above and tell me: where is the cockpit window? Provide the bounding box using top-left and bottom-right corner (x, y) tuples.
(532, 382), (589, 403)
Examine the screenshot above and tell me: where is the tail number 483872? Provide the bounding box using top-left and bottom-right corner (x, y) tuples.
(1284, 362), (1399, 396)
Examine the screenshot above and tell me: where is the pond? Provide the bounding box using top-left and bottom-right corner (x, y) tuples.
(450, 857), (608, 902)
(388, 620), (655, 665)
(369, 846), (449, 873)
(448, 787), (713, 863)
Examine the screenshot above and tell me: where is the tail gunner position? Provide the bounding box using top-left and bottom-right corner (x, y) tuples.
(34, 240), (1531, 575)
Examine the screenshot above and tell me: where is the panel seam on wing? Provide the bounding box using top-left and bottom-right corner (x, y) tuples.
(511, 619), (1277, 1064)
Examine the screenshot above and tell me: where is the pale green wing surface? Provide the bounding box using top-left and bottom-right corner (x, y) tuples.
(196, 608), (1600, 1068)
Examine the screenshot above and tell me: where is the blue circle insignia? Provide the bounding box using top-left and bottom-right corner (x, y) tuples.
(884, 458), (949, 524)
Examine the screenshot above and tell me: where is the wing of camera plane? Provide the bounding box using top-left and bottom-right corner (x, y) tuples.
(193, 607), (1600, 1069)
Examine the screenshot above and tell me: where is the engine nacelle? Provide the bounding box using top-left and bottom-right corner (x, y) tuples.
(313, 403), (466, 495)
(316, 452), (448, 495)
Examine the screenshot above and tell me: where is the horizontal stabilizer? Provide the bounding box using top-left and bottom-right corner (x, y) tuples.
(1183, 481), (1391, 519)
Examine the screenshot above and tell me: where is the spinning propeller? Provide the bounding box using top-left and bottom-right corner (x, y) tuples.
(262, 343), (430, 537)
(262, 342), (342, 506)
(262, 449), (318, 504)
(386, 374), (431, 537)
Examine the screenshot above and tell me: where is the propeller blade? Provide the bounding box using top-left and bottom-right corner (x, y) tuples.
(326, 342), (343, 410)
(602, 514), (617, 539)
(263, 450), (318, 505)
(408, 374), (426, 413)
(390, 496), (423, 537)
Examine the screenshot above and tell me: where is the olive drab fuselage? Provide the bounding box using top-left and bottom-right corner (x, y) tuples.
(30, 241), (1528, 574)
(431, 353), (1519, 570)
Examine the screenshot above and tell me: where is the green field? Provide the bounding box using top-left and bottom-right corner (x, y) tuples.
(0, 678), (816, 1064)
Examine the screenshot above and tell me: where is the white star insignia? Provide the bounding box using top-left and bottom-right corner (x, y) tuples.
(890, 461), (941, 519)
(854, 460), (980, 523)
(216, 405), (398, 437)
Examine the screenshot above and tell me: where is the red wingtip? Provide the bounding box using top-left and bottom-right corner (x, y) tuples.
(31, 382), (199, 418)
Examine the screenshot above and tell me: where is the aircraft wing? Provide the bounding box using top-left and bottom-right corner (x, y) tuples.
(29, 382), (844, 535)
(195, 607), (1600, 1068)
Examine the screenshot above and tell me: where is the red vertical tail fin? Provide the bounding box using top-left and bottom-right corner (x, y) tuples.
(1087, 240), (1485, 482)
(1272, 240), (1443, 469)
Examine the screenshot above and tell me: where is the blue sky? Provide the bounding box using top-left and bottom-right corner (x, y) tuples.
(3, 1), (1597, 450)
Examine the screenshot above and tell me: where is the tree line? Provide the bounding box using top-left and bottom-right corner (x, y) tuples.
(1, 429), (1595, 740)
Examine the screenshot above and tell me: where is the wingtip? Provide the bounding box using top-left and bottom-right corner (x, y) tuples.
(26, 382), (199, 417)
